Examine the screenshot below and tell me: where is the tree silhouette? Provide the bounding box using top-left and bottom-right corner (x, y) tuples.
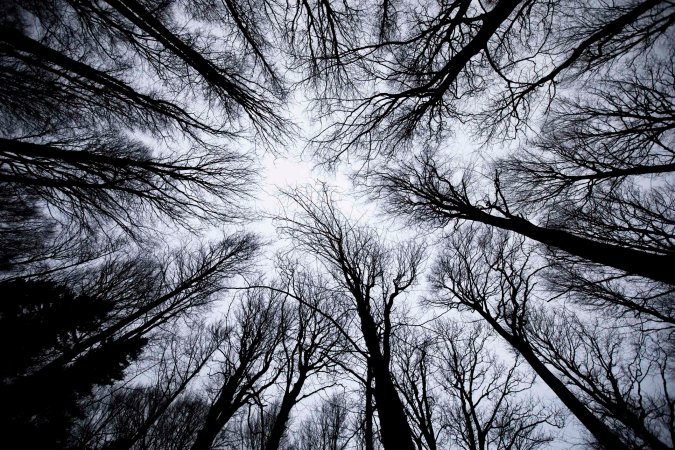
(429, 223), (672, 449)
(373, 153), (674, 286)
(1, 0), (287, 242)
(75, 321), (225, 450)
(260, 264), (350, 450)
(277, 186), (423, 450)
(0, 278), (145, 449)
(291, 393), (353, 450)
(432, 322), (562, 450)
(297, 0), (673, 162)
(2, 0), (673, 448)
(190, 289), (287, 450)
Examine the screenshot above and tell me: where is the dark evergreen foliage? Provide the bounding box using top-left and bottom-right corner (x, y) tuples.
(0, 279), (146, 449)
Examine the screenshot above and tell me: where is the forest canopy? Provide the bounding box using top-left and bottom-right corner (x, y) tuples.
(0, 0), (673, 449)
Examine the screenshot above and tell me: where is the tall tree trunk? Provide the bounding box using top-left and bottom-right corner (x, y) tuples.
(478, 312), (630, 450)
(356, 305), (416, 450)
(263, 372), (307, 450)
(364, 365), (374, 450)
(0, 28), (199, 129)
(190, 376), (243, 450)
(463, 208), (675, 285)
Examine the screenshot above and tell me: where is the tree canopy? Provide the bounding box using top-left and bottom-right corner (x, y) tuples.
(1, 0), (673, 449)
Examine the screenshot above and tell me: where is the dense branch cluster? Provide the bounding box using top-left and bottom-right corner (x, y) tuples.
(1, 0), (673, 449)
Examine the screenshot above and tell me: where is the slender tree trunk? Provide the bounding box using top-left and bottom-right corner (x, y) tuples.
(0, 27), (197, 127)
(478, 312), (630, 450)
(105, 357), (210, 450)
(263, 372), (307, 450)
(38, 242), (243, 374)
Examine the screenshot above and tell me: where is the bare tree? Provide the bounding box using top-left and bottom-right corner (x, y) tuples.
(276, 186), (424, 450)
(392, 321), (563, 450)
(526, 309), (674, 449)
(189, 289), (287, 450)
(2, 0), (287, 137)
(1, 0), (290, 246)
(36, 234), (260, 376)
(3, 1), (674, 450)
(218, 264), (352, 450)
(76, 321), (227, 450)
(139, 391), (211, 450)
(372, 153), (674, 286)
(291, 392), (354, 450)
(391, 327), (439, 450)
(495, 61), (674, 265)
(291, 0), (674, 162)
(0, 136), (254, 235)
(432, 321), (563, 450)
(281, 0), (363, 97)
(491, 60), (675, 321)
(256, 263), (351, 450)
(77, 387), (211, 450)
(497, 65), (674, 212)
(428, 223), (632, 449)
(220, 402), (282, 450)
(541, 254), (675, 325)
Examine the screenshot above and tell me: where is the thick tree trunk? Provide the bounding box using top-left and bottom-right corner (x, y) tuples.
(369, 358), (417, 450)
(431, 0), (523, 93)
(190, 372), (245, 450)
(464, 208), (675, 285)
(566, 162), (675, 182)
(355, 304), (416, 450)
(364, 365), (375, 450)
(190, 398), (238, 450)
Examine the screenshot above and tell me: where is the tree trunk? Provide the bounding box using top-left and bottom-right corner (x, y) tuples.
(478, 312), (630, 450)
(263, 372), (307, 450)
(364, 365), (374, 450)
(105, 359), (209, 450)
(356, 305), (416, 450)
(464, 208), (675, 285)
(190, 376), (242, 450)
